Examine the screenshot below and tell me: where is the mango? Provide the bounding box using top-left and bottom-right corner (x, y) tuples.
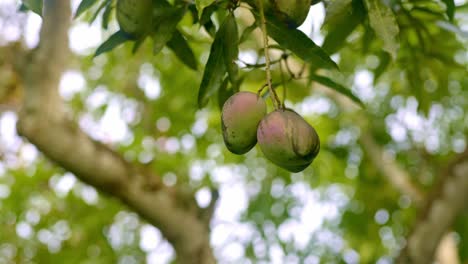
(257, 109), (320, 172)
(116, 0), (152, 39)
(245, 0), (312, 27)
(221, 92), (267, 154)
(273, 0), (312, 27)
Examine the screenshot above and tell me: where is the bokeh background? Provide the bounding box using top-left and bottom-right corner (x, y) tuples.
(0, 0), (467, 263)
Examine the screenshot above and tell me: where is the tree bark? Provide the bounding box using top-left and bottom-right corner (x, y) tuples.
(360, 132), (424, 204)
(15, 1), (216, 263)
(360, 132), (463, 264)
(398, 149), (468, 264)
(360, 132), (468, 264)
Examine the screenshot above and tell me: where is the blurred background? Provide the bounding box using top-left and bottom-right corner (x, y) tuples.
(0, 0), (467, 263)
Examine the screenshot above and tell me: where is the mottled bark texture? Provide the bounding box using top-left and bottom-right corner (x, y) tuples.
(397, 149), (468, 264)
(16, 1), (216, 263)
(361, 132), (467, 264)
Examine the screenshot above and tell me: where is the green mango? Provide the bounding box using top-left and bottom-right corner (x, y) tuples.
(116, 0), (152, 39)
(257, 109), (320, 172)
(244, 0), (312, 27)
(221, 92), (267, 154)
(273, 0), (312, 27)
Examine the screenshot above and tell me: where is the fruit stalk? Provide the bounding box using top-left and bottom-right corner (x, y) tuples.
(256, 0), (282, 109)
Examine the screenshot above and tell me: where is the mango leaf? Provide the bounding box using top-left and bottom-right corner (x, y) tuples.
(223, 13), (239, 86)
(101, 1), (113, 29)
(309, 74), (364, 107)
(457, 3), (468, 11)
(436, 21), (468, 38)
(21, 0), (42, 16)
(198, 16), (232, 107)
(217, 77), (232, 110)
(239, 23), (257, 44)
(195, 0), (216, 18)
(441, 0), (455, 21)
(199, 1), (219, 25)
(323, 0), (352, 26)
(94, 30), (131, 57)
(152, 7), (186, 55)
(89, 0), (110, 24)
(407, 63), (430, 114)
(218, 75), (245, 110)
(364, 0), (400, 59)
(132, 37), (146, 54)
(18, 4), (29, 12)
(167, 30), (198, 70)
(373, 52), (390, 83)
(323, 12), (363, 54)
(361, 22), (376, 54)
(74, 0), (99, 18)
(260, 13), (338, 69)
(322, 0), (365, 54)
(203, 20), (217, 38)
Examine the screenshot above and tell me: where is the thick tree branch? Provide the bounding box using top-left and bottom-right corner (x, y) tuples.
(398, 149), (468, 264)
(16, 1), (215, 263)
(360, 132), (424, 204)
(360, 131), (461, 264)
(0, 42), (25, 112)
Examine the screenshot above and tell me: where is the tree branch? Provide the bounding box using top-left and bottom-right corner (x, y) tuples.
(16, 1), (215, 263)
(360, 131), (424, 204)
(360, 131), (461, 264)
(398, 148), (468, 264)
(0, 42), (25, 112)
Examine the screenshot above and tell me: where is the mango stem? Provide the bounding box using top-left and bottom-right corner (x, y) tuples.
(257, 0), (282, 109)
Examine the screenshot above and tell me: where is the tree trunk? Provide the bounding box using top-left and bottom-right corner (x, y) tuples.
(15, 1), (216, 263)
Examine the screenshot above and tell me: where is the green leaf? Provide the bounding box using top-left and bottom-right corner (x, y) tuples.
(132, 37), (146, 54)
(101, 1), (113, 29)
(457, 3), (468, 11)
(167, 30), (198, 70)
(260, 13), (338, 69)
(364, 0), (400, 59)
(217, 77), (232, 110)
(441, 0), (455, 21)
(361, 23), (375, 54)
(75, 0), (98, 18)
(309, 74), (364, 107)
(373, 52), (390, 83)
(203, 20), (216, 38)
(21, 0), (42, 16)
(322, 0), (365, 54)
(323, 0), (352, 26)
(152, 7), (186, 55)
(195, 0), (216, 18)
(18, 4), (29, 12)
(88, 0), (110, 24)
(198, 16), (233, 107)
(239, 23), (257, 44)
(94, 30), (131, 57)
(436, 21), (468, 38)
(323, 15), (362, 54)
(223, 13), (239, 86)
(199, 1), (219, 25)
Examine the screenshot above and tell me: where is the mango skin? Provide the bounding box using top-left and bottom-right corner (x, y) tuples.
(257, 109), (320, 172)
(273, 0), (312, 27)
(222, 92), (267, 154)
(245, 0), (312, 27)
(116, 0), (152, 39)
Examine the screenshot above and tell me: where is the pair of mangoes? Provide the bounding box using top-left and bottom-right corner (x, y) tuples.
(221, 92), (320, 172)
